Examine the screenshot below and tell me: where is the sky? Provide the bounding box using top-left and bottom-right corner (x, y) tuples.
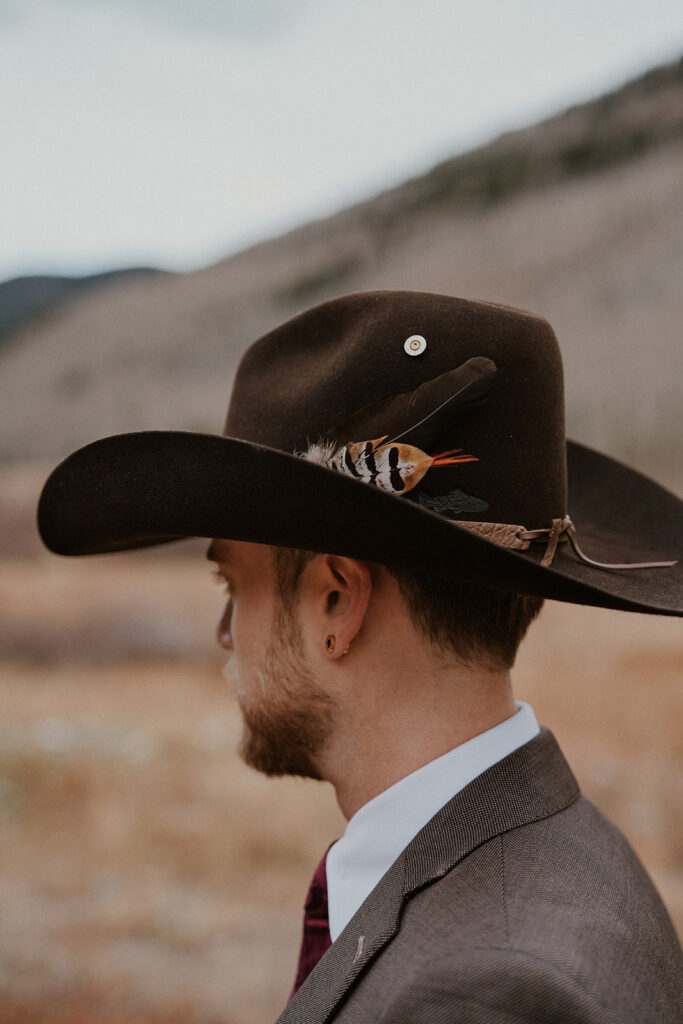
(2, 0), (682, 281)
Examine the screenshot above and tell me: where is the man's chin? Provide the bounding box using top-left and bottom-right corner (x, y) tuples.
(238, 720), (324, 781)
(223, 612), (333, 781)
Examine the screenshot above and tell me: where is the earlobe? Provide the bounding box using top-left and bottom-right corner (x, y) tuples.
(324, 634), (351, 657)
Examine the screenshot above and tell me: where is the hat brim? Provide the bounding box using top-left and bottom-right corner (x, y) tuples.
(37, 431), (682, 616)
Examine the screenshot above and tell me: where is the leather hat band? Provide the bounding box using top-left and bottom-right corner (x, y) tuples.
(458, 516), (677, 571)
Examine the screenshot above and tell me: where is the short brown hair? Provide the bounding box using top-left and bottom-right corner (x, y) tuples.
(389, 565), (543, 669)
(272, 547), (543, 670)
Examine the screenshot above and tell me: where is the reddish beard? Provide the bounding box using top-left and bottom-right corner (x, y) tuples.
(230, 603), (335, 780)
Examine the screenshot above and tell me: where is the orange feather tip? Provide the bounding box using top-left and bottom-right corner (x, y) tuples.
(431, 454), (478, 466)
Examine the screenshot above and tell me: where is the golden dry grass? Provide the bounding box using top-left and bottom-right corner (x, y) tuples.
(0, 552), (681, 1022)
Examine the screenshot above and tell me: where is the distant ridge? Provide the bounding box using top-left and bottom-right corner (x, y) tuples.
(370, 56), (683, 219)
(264, 55), (683, 305)
(0, 268), (166, 342)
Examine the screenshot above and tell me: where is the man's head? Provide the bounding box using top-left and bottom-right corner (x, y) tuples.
(37, 290), (681, 812)
(208, 537), (543, 788)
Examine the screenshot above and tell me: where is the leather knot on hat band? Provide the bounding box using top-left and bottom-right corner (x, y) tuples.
(459, 516), (677, 571)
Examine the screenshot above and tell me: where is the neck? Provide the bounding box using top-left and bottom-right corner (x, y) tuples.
(320, 659), (516, 820)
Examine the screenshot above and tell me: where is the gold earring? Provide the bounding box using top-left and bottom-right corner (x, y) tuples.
(342, 643), (350, 656)
(325, 634), (336, 654)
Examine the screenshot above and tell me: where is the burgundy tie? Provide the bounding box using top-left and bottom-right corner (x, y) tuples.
(290, 848), (333, 999)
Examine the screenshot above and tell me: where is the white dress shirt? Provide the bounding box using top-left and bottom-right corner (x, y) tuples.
(325, 701), (540, 940)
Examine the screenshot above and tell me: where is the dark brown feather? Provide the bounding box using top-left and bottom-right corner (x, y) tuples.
(327, 357), (496, 451)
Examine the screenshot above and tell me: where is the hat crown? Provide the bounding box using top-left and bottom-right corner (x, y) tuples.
(225, 290), (567, 528)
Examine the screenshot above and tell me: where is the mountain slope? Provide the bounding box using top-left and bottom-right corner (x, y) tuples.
(1, 57), (681, 491)
(0, 268), (165, 342)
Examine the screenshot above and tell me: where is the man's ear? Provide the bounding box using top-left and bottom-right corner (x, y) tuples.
(315, 554), (373, 660)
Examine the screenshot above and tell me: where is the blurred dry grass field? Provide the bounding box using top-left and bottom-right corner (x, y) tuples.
(0, 542), (681, 1023)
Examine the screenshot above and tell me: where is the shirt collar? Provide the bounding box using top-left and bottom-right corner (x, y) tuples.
(325, 701), (539, 940)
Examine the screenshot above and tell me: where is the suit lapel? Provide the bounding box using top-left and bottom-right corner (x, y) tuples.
(402, 727), (579, 893)
(277, 729), (579, 1024)
(277, 855), (406, 1024)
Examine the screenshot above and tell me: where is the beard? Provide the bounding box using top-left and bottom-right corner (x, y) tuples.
(224, 602), (335, 780)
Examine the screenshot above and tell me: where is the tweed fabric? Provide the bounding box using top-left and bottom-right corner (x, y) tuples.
(278, 730), (682, 1024)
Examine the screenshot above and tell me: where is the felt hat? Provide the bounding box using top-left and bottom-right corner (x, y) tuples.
(38, 291), (682, 616)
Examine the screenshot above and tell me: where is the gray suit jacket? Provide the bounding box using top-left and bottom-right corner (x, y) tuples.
(278, 730), (681, 1023)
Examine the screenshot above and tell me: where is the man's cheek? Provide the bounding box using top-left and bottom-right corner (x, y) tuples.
(221, 655), (241, 697)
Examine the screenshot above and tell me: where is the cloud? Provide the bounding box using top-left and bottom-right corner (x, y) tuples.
(2, 0), (324, 42)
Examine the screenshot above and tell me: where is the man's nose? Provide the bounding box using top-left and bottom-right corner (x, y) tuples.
(216, 598), (233, 650)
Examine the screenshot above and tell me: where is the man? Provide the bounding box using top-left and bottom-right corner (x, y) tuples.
(39, 291), (681, 1021)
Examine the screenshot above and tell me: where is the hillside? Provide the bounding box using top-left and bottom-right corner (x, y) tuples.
(0, 268), (165, 342)
(1, 57), (681, 490)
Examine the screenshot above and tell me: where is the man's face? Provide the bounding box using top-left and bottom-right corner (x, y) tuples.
(208, 539), (334, 780)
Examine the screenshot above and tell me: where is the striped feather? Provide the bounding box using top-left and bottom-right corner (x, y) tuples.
(302, 437), (477, 495)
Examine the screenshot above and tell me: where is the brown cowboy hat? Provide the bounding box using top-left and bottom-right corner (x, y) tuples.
(38, 291), (682, 616)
